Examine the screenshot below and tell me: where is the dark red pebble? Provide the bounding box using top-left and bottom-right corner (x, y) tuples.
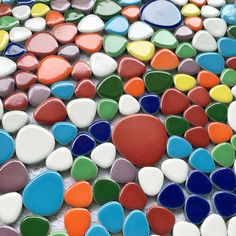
(3, 91), (28, 111)
(0, 4), (12, 16)
(188, 86), (210, 107)
(74, 79), (96, 98)
(14, 71), (37, 90)
(16, 53), (39, 71)
(226, 57), (236, 70)
(71, 60), (92, 81)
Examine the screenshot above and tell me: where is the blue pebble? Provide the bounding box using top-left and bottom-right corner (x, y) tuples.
(105, 16), (129, 36)
(158, 183), (185, 209)
(196, 53), (225, 74)
(86, 225), (110, 236)
(70, 132), (96, 156)
(189, 148), (215, 173)
(51, 81), (74, 100)
(186, 170), (212, 195)
(120, 0), (141, 6)
(89, 120), (111, 143)
(139, 94), (160, 114)
(123, 210), (150, 236)
(22, 171), (64, 216)
(167, 136), (193, 158)
(3, 42), (26, 60)
(221, 4), (236, 25)
(17, 0), (35, 5)
(213, 191), (236, 218)
(185, 195), (210, 224)
(218, 37), (236, 57)
(0, 129), (14, 165)
(52, 122), (77, 145)
(98, 201), (124, 233)
(210, 168), (236, 192)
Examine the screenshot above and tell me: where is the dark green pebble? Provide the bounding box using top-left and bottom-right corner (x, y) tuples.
(165, 115), (189, 136)
(205, 102), (228, 122)
(64, 9), (84, 23)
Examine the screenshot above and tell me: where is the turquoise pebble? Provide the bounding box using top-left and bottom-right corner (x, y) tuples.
(196, 52), (225, 74)
(218, 37), (236, 57)
(167, 136), (193, 159)
(22, 171), (64, 216)
(0, 129), (14, 165)
(86, 225), (110, 236)
(2, 0), (15, 3)
(98, 201), (124, 233)
(120, 0), (141, 6)
(221, 4), (236, 25)
(123, 210), (149, 236)
(51, 81), (74, 100)
(189, 148), (215, 173)
(105, 16), (129, 36)
(52, 122), (77, 145)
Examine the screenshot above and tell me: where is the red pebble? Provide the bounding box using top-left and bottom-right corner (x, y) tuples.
(185, 127), (210, 148)
(184, 105), (208, 127)
(117, 56), (146, 80)
(71, 60), (92, 81)
(226, 57), (236, 70)
(161, 88), (190, 115)
(33, 97), (67, 125)
(119, 182), (147, 210)
(0, 4), (11, 16)
(15, 71), (37, 90)
(188, 86), (210, 107)
(4, 92), (28, 111)
(74, 80), (96, 98)
(146, 206), (175, 235)
(16, 53), (39, 71)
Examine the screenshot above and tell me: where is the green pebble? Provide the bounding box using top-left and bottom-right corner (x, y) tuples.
(230, 135), (236, 150)
(103, 35), (127, 57)
(97, 98), (118, 120)
(144, 71), (173, 94)
(36, 0), (51, 4)
(211, 142), (235, 167)
(0, 16), (19, 31)
(220, 68), (236, 86)
(93, 178), (120, 204)
(70, 156), (98, 181)
(49, 232), (68, 236)
(96, 74), (123, 99)
(165, 115), (189, 136)
(20, 215), (50, 236)
(93, 0), (122, 20)
(175, 42), (197, 58)
(228, 25), (236, 39)
(151, 29), (179, 49)
(64, 9), (84, 23)
(205, 102), (227, 122)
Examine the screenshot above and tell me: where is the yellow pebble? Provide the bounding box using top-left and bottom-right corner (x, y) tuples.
(210, 85), (233, 103)
(31, 3), (50, 17)
(181, 3), (200, 16)
(174, 74), (196, 92)
(127, 41), (155, 61)
(0, 30), (9, 51)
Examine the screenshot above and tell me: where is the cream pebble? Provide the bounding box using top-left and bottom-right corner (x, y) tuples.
(119, 94), (140, 116)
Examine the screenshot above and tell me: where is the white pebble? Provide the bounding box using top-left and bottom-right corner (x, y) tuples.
(173, 221), (200, 236)
(231, 86), (236, 98)
(170, 0), (188, 6)
(9, 27), (32, 43)
(119, 94), (140, 116)
(207, 0), (225, 7)
(203, 18), (227, 38)
(228, 216), (236, 236)
(25, 17), (46, 32)
(228, 101), (236, 132)
(12, 5), (31, 21)
(0, 99), (3, 121)
(201, 5), (220, 18)
(78, 14), (104, 33)
(0, 57), (17, 78)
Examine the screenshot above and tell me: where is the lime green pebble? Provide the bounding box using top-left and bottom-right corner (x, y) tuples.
(205, 102), (228, 122)
(230, 135), (236, 150)
(0, 16), (19, 31)
(36, 0), (51, 4)
(175, 42), (197, 58)
(228, 25), (236, 39)
(70, 156), (98, 181)
(165, 115), (189, 136)
(220, 68), (236, 86)
(97, 98), (118, 120)
(211, 142), (235, 167)
(64, 9), (84, 23)
(49, 232), (68, 236)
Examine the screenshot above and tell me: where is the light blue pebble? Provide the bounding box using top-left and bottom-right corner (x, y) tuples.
(123, 210), (150, 236)
(189, 148), (215, 173)
(120, 0), (141, 6)
(221, 4), (236, 25)
(22, 171), (64, 216)
(105, 16), (129, 36)
(196, 52), (225, 74)
(2, 0), (15, 3)
(0, 129), (14, 165)
(167, 136), (193, 158)
(98, 201), (124, 233)
(51, 81), (75, 100)
(52, 122), (77, 145)
(218, 37), (236, 57)
(85, 225), (110, 236)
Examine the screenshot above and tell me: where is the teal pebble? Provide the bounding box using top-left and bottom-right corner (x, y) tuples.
(221, 4), (236, 25)
(98, 201), (124, 233)
(85, 225), (110, 236)
(51, 81), (75, 100)
(218, 37), (236, 57)
(105, 16), (129, 36)
(52, 122), (77, 145)
(167, 136), (193, 158)
(123, 210), (150, 236)
(22, 171), (64, 216)
(0, 129), (14, 165)
(189, 148), (215, 173)
(120, 0), (141, 6)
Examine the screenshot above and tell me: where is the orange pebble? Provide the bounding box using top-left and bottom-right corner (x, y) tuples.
(150, 49), (179, 70)
(189, 0), (206, 7)
(121, 6), (140, 22)
(64, 181), (93, 208)
(208, 122), (233, 144)
(185, 16), (203, 31)
(75, 33), (103, 54)
(46, 11), (64, 28)
(197, 70), (220, 89)
(124, 77), (145, 97)
(64, 208), (90, 236)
